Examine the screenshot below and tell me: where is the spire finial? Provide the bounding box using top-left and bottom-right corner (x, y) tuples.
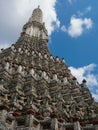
(38, 5), (40, 8)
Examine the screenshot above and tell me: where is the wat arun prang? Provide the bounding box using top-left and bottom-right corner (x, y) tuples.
(0, 6), (98, 130)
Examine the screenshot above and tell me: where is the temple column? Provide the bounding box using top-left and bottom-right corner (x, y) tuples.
(12, 120), (17, 130)
(25, 114), (34, 127)
(0, 109), (7, 122)
(51, 118), (58, 130)
(74, 121), (81, 130)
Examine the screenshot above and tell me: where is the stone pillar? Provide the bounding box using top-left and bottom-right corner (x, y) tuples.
(51, 118), (58, 130)
(25, 114), (34, 127)
(40, 124), (43, 130)
(74, 121), (81, 130)
(12, 120), (17, 130)
(0, 109), (7, 122)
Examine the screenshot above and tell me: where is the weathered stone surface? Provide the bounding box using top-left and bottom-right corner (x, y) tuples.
(0, 6), (98, 130)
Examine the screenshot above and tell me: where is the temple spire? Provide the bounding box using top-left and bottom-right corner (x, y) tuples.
(19, 6), (49, 53)
(31, 5), (43, 23)
(0, 6), (98, 130)
(38, 5), (40, 8)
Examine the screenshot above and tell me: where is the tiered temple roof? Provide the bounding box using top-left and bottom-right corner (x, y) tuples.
(0, 6), (98, 130)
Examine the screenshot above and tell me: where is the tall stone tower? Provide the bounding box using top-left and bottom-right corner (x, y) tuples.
(0, 6), (98, 130)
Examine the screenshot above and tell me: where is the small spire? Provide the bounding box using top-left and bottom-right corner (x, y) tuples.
(38, 5), (40, 8)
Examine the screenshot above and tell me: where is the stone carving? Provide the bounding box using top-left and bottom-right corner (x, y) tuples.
(0, 6), (98, 130)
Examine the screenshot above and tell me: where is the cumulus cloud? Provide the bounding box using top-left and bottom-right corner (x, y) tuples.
(0, 43), (11, 49)
(69, 64), (98, 101)
(92, 89), (98, 102)
(69, 64), (98, 86)
(92, 93), (98, 102)
(0, 0), (60, 48)
(68, 16), (93, 37)
(61, 16), (93, 38)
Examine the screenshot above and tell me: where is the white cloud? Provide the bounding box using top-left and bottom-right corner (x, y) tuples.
(69, 64), (98, 101)
(68, 16), (93, 37)
(68, 0), (73, 4)
(77, 6), (92, 17)
(0, 0), (60, 48)
(61, 15), (93, 38)
(86, 74), (98, 87)
(94, 89), (98, 101)
(92, 93), (98, 102)
(86, 6), (92, 12)
(68, 0), (76, 4)
(61, 5), (93, 38)
(69, 64), (98, 86)
(61, 25), (67, 32)
(0, 43), (10, 49)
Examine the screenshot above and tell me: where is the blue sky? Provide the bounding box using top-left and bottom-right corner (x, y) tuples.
(49, 0), (98, 100)
(0, 0), (98, 100)
(50, 0), (98, 66)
